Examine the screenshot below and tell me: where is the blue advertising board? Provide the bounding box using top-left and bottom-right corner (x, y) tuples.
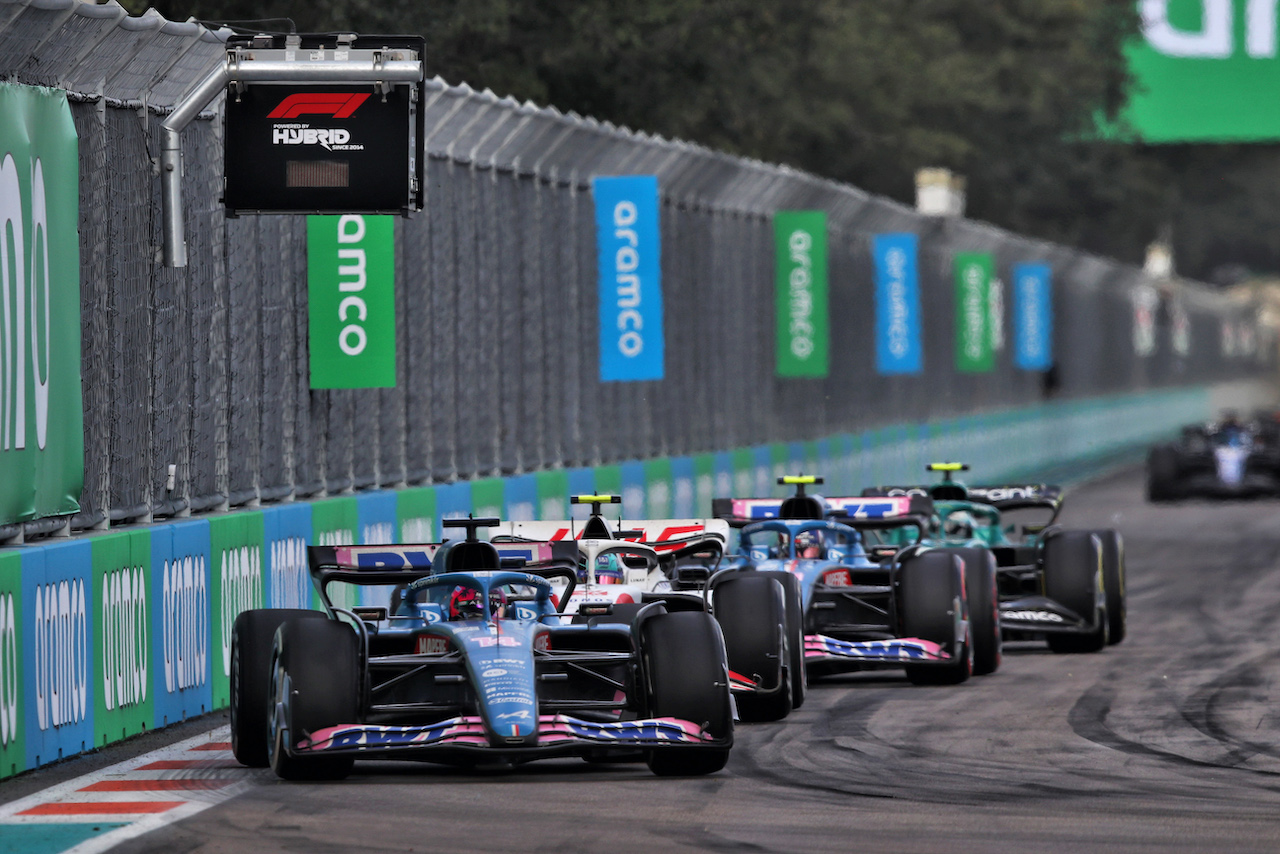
(873, 233), (923, 375)
(1014, 263), (1053, 370)
(151, 520), (212, 728)
(594, 175), (664, 381)
(264, 503), (312, 611)
(23, 540), (94, 770)
(504, 474), (537, 522)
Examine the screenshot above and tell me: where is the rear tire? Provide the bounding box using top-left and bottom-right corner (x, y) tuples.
(230, 609), (325, 768)
(898, 551), (971, 685)
(268, 618), (360, 781)
(1043, 531), (1108, 654)
(949, 547), (1001, 676)
(758, 570), (807, 710)
(1147, 445), (1181, 502)
(642, 611), (732, 776)
(714, 575), (791, 722)
(1088, 529), (1126, 645)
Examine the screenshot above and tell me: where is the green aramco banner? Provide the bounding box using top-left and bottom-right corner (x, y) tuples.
(1124, 0), (1280, 141)
(775, 211), (829, 378)
(307, 215), (396, 389)
(0, 83), (84, 525)
(955, 252), (995, 373)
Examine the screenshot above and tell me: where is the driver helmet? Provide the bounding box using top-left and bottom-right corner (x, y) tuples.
(944, 511), (976, 539)
(592, 553), (625, 585)
(488, 586), (508, 619)
(795, 530), (823, 559)
(448, 585), (484, 621)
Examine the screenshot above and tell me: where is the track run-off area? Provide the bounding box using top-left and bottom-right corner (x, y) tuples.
(4, 465), (1280, 853)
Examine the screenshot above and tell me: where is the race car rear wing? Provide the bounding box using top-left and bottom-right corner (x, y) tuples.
(861, 483), (1063, 522)
(491, 518), (730, 555)
(713, 494), (935, 529)
(307, 541), (581, 576)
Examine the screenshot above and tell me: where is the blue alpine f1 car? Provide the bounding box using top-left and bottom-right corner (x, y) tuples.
(712, 476), (983, 685)
(229, 518), (733, 779)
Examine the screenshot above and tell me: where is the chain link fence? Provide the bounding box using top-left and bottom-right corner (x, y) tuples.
(0, 1), (1269, 535)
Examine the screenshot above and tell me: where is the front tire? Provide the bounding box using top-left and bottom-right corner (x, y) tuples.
(1043, 531), (1108, 654)
(268, 618), (360, 781)
(949, 547), (1001, 676)
(642, 611), (733, 776)
(714, 575), (791, 722)
(1088, 529), (1126, 645)
(897, 551), (972, 686)
(757, 570), (807, 710)
(230, 609), (325, 768)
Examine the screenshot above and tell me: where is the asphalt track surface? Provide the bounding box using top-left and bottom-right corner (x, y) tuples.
(9, 465), (1280, 853)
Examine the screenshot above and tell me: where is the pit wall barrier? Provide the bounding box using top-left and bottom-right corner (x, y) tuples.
(0, 386), (1215, 778)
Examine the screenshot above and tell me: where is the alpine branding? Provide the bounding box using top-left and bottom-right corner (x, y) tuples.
(162, 555), (207, 695)
(101, 567), (147, 712)
(220, 546), (263, 677)
(33, 579), (87, 730)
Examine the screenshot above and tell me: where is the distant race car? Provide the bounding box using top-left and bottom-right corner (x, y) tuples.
(1147, 413), (1280, 501)
(229, 517), (733, 780)
(862, 463), (1125, 653)
(712, 476), (983, 686)
(492, 496), (804, 722)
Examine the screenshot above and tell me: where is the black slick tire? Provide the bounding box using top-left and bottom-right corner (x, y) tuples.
(897, 551), (972, 686)
(230, 608), (325, 768)
(641, 611), (733, 776)
(268, 617), (360, 781)
(1087, 529), (1126, 645)
(757, 570), (807, 710)
(1043, 531), (1108, 654)
(714, 575), (791, 722)
(949, 547), (1001, 676)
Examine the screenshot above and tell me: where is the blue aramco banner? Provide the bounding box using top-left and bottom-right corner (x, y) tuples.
(593, 175), (664, 382)
(1013, 263), (1053, 370)
(873, 233), (923, 374)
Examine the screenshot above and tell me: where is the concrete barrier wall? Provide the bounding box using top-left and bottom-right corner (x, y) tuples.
(0, 385), (1220, 777)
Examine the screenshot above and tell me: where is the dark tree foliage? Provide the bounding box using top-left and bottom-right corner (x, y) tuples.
(128, 0), (1280, 281)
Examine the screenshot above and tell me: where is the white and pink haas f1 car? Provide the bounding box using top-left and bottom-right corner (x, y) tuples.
(493, 495), (806, 721)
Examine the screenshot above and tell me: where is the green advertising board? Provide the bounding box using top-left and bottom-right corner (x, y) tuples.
(535, 470), (570, 520)
(955, 253), (995, 373)
(208, 512), (265, 708)
(472, 479), (505, 520)
(0, 84), (84, 525)
(91, 530), (153, 748)
(0, 549), (23, 779)
(775, 211), (829, 377)
(1123, 0), (1280, 141)
(308, 214), (396, 389)
(643, 459), (672, 518)
(396, 486), (437, 542)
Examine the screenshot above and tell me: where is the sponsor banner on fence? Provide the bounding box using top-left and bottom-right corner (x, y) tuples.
(307, 214), (396, 389)
(672, 457), (696, 518)
(396, 486), (436, 544)
(357, 491), (397, 547)
(955, 252), (995, 372)
(92, 530), (153, 749)
(0, 550), (22, 779)
(644, 459), (673, 519)
(150, 521), (211, 728)
(567, 468), (597, 520)
(620, 462), (646, 520)
(594, 175), (664, 382)
(1014, 263), (1053, 370)
(1123, 0), (1280, 141)
(265, 503), (313, 610)
(209, 513), (266, 709)
(472, 479), (505, 522)
(0, 83), (84, 525)
(504, 474), (537, 522)
(873, 233), (923, 374)
(775, 211), (829, 377)
(21, 540), (92, 772)
(535, 470), (569, 521)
